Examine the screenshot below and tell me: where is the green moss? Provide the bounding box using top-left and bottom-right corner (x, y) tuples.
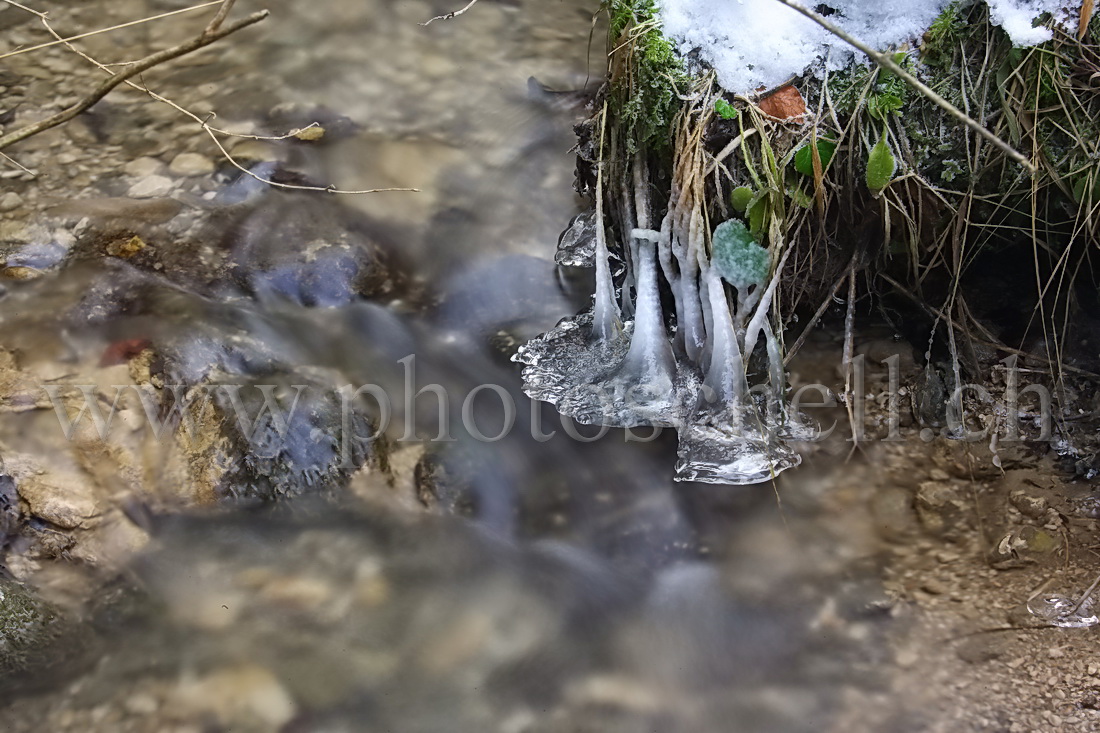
(607, 0), (689, 154)
(0, 580), (66, 684)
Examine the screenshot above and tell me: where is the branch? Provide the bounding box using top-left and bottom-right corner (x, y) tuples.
(0, 10), (270, 151)
(0, 1), (223, 61)
(421, 0), (479, 26)
(768, 0), (1037, 174)
(204, 0), (237, 35)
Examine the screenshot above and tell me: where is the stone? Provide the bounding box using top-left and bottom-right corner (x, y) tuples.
(16, 474), (100, 529)
(123, 157), (163, 178)
(169, 152), (215, 177)
(915, 481), (970, 536)
(0, 192), (23, 212)
(128, 175), (175, 199)
(169, 664), (297, 729)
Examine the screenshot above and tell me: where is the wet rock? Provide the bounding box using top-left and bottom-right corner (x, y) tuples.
(16, 473), (100, 530)
(0, 474), (20, 545)
(45, 197), (183, 225)
(123, 157), (163, 178)
(168, 152), (215, 177)
(914, 481), (970, 537)
(0, 192), (23, 212)
(219, 191), (409, 306)
(128, 175), (174, 199)
(168, 663), (297, 731)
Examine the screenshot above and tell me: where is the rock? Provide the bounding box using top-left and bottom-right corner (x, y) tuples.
(169, 152), (215, 177)
(16, 473), (100, 529)
(169, 664), (297, 730)
(914, 481), (970, 537)
(1009, 489), (1048, 519)
(0, 192), (23, 212)
(128, 175), (174, 199)
(123, 156), (164, 178)
(0, 474), (19, 544)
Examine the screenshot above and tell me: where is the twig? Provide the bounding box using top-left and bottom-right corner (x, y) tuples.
(204, 0), (236, 35)
(0, 11), (270, 151)
(421, 0), (479, 26)
(0, 1), (223, 61)
(768, 0), (1037, 174)
(0, 151), (37, 177)
(4, 2), (416, 195)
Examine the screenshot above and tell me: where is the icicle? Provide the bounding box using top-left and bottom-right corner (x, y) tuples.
(592, 162), (622, 344)
(701, 264), (746, 406)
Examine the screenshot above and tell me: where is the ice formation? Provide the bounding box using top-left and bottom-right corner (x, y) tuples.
(657, 0), (1083, 93)
(515, 154), (805, 484)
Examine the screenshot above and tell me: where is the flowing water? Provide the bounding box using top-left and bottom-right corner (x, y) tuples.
(1, 1), (1099, 731)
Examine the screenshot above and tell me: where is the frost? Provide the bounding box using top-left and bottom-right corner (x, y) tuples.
(657, 0), (1081, 94)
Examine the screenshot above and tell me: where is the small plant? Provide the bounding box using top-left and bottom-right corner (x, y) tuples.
(865, 129), (897, 195)
(714, 98), (740, 120)
(793, 139), (837, 176)
(711, 219), (769, 289)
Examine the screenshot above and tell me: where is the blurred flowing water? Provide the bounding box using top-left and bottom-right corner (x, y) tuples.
(0, 1), (923, 731)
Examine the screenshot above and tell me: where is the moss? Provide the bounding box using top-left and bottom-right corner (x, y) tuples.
(0, 580), (67, 685)
(606, 0), (689, 154)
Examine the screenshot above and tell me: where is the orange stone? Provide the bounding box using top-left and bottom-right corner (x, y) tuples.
(757, 84), (807, 120)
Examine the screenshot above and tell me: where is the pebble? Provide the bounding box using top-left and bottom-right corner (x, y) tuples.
(128, 175), (174, 199)
(0, 192), (23, 212)
(169, 152), (215, 177)
(123, 156), (163, 178)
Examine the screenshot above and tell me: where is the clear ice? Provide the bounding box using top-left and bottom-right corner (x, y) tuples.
(514, 156), (804, 485)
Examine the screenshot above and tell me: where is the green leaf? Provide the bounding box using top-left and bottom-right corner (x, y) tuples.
(711, 219), (769, 289)
(867, 93), (904, 120)
(748, 196), (768, 238)
(793, 139), (837, 176)
(730, 186), (754, 213)
(714, 98), (739, 120)
(865, 131), (897, 195)
(786, 185), (813, 209)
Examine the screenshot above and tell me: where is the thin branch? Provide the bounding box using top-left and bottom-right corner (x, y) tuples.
(204, 0), (237, 35)
(0, 1), (223, 61)
(421, 0), (479, 26)
(203, 128), (419, 194)
(768, 0), (1037, 174)
(0, 11), (270, 151)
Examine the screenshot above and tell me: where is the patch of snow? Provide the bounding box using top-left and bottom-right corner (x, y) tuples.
(658, 0), (1082, 94)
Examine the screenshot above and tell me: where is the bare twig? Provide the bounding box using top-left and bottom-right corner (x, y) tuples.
(0, 1), (223, 61)
(0, 151), (37, 176)
(204, 0), (237, 35)
(0, 10), (269, 151)
(2, 1), (417, 195)
(421, 0), (479, 26)
(768, 0), (1037, 174)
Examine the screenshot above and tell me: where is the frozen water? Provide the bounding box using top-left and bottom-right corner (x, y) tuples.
(658, 0), (1082, 94)
(555, 210), (597, 267)
(1027, 592), (1100, 628)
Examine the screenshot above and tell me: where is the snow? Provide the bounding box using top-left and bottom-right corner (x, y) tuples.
(658, 0), (1082, 94)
